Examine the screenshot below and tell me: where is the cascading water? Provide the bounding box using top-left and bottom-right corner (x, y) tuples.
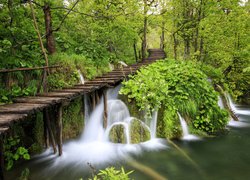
(177, 112), (200, 141)
(77, 69), (85, 84)
(225, 94), (250, 127)
(218, 96), (224, 109)
(227, 94), (250, 115)
(35, 85), (166, 178)
(150, 111), (158, 139)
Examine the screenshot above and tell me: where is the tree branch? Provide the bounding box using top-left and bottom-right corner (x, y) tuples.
(53, 0), (82, 32)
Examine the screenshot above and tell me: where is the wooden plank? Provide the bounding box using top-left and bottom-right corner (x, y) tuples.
(0, 103), (47, 114)
(37, 92), (77, 99)
(0, 114), (28, 126)
(14, 96), (66, 105)
(52, 89), (85, 94)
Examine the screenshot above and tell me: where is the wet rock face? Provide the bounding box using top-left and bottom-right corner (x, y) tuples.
(130, 119), (151, 144)
(109, 125), (126, 143)
(108, 118), (151, 144)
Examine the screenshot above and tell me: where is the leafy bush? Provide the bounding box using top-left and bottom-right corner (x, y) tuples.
(4, 136), (30, 170)
(48, 53), (110, 90)
(89, 167), (133, 180)
(120, 59), (229, 137)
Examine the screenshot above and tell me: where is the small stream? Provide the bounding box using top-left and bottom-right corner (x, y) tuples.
(6, 93), (250, 180)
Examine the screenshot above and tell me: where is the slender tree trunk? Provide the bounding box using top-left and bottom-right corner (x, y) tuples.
(173, 33), (178, 60)
(194, 28), (199, 52)
(142, 0), (148, 61)
(160, 22), (165, 50)
(133, 40), (138, 62)
(199, 37), (204, 61)
(43, 4), (56, 54)
(184, 38), (190, 60)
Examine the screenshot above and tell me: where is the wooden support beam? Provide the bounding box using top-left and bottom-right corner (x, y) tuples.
(43, 109), (57, 153)
(56, 104), (63, 156)
(91, 91), (96, 111)
(95, 91), (100, 105)
(103, 89), (108, 129)
(0, 135), (4, 180)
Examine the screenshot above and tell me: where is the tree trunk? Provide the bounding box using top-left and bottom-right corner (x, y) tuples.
(43, 4), (56, 55)
(160, 22), (165, 50)
(173, 33), (178, 60)
(133, 40), (138, 62)
(142, 0), (148, 61)
(184, 38), (190, 60)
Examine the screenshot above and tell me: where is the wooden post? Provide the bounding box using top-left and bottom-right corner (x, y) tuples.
(56, 104), (63, 156)
(91, 91), (96, 110)
(0, 135), (4, 180)
(43, 119), (49, 149)
(43, 109), (57, 153)
(103, 89), (108, 128)
(95, 91), (100, 105)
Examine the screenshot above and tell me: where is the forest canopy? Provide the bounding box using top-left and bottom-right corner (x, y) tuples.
(0, 0), (249, 104)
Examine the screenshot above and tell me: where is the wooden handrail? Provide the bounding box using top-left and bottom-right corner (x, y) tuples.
(0, 65), (61, 73)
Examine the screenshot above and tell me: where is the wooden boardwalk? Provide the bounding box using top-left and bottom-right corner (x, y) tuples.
(0, 48), (165, 179)
(0, 49), (165, 136)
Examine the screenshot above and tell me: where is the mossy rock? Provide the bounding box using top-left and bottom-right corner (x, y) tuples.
(130, 119), (150, 144)
(109, 125), (127, 143)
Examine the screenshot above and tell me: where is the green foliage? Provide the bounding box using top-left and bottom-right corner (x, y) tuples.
(120, 59), (229, 137)
(89, 167), (134, 180)
(62, 97), (84, 139)
(4, 136), (30, 170)
(48, 53), (109, 90)
(19, 168), (30, 180)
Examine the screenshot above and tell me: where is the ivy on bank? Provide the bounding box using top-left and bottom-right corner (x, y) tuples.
(120, 59), (229, 136)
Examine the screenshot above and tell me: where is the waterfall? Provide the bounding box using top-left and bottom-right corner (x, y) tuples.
(177, 112), (200, 141)
(227, 94), (250, 115)
(77, 69), (85, 84)
(42, 85), (166, 169)
(150, 111), (158, 139)
(218, 96), (224, 109)
(84, 94), (90, 123)
(225, 94), (250, 127)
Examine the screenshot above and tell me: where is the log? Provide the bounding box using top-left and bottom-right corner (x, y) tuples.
(56, 104), (63, 156)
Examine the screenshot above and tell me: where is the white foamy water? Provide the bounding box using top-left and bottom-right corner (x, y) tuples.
(227, 95), (250, 116)
(78, 69), (85, 84)
(36, 85), (167, 172)
(177, 112), (200, 141)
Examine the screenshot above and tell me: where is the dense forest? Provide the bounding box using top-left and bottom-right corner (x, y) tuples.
(0, 0), (249, 104)
(0, 1), (250, 179)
